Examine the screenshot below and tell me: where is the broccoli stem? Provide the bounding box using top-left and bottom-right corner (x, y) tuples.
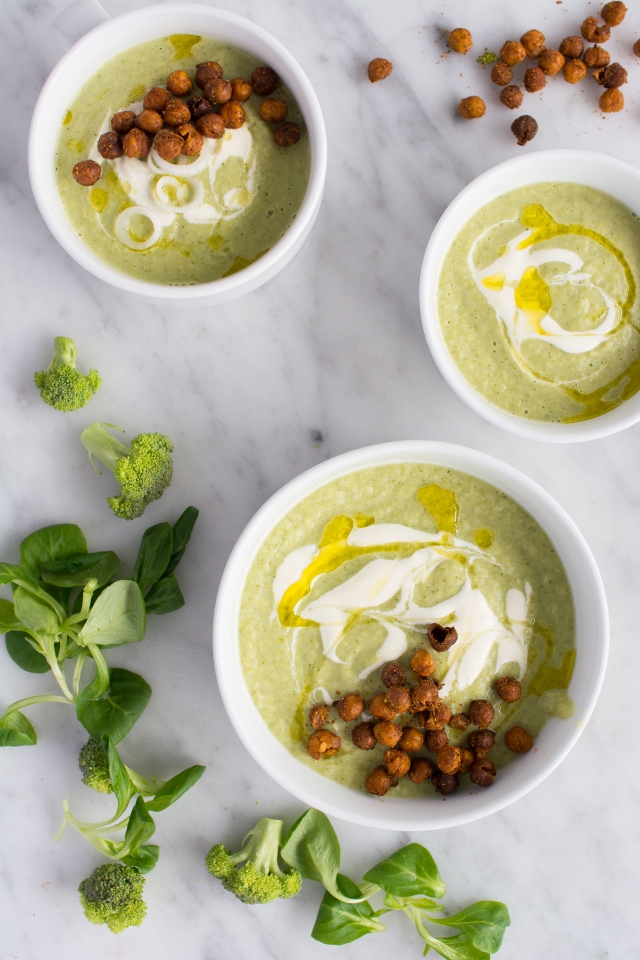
(230, 818), (285, 878)
(81, 423), (131, 476)
(50, 336), (77, 368)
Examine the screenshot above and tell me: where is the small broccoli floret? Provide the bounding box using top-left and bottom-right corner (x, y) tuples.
(205, 818), (302, 905)
(81, 422), (174, 520)
(78, 863), (146, 933)
(78, 737), (113, 794)
(34, 337), (101, 412)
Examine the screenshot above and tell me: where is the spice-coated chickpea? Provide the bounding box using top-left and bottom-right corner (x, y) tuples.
(432, 769), (459, 795)
(539, 49), (565, 75)
(559, 35), (584, 58)
(385, 686), (411, 714)
(602, 62), (628, 87)
(143, 87), (171, 112)
(423, 729), (448, 753)
(458, 747), (475, 774)
(309, 703), (330, 729)
(135, 109), (163, 134)
(373, 720), (403, 747)
(97, 132), (123, 160)
(336, 693), (364, 722)
(584, 45), (611, 68)
(219, 102), (247, 129)
(306, 729), (341, 760)
(166, 69), (192, 96)
(499, 85), (524, 109)
(601, 1), (627, 24)
(469, 758), (496, 786)
(384, 748), (411, 778)
(111, 110), (137, 134)
(274, 121), (301, 147)
(122, 127), (150, 159)
(504, 725), (534, 753)
(411, 678), (439, 712)
(352, 721), (377, 750)
(369, 693), (397, 721)
(231, 77), (253, 102)
(381, 662), (407, 687)
(204, 78), (233, 104)
(458, 96), (485, 120)
(399, 726), (424, 752)
(495, 676), (522, 703)
(436, 745), (462, 775)
(259, 98), (288, 123)
(581, 16), (611, 43)
(565, 59), (588, 87)
(408, 757), (433, 784)
(153, 129), (184, 161)
(195, 113), (225, 139)
(427, 623), (458, 651)
(72, 159), (101, 186)
(491, 62), (513, 86)
(524, 67), (546, 92)
(500, 40), (526, 66)
(421, 702), (452, 730)
(410, 649), (435, 677)
(187, 94), (212, 119)
(195, 61), (223, 89)
(448, 713), (470, 730)
(468, 699), (495, 729)
(600, 87), (624, 111)
(251, 65), (279, 96)
(366, 765), (396, 796)
(468, 729), (495, 758)
(520, 29), (546, 58)
(634, 39), (640, 58)
(447, 28), (473, 54)
(163, 99), (191, 127)
(511, 115), (538, 145)
(367, 57), (394, 81)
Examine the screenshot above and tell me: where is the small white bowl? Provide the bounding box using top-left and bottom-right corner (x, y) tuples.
(29, 4), (327, 306)
(420, 150), (640, 442)
(213, 440), (608, 831)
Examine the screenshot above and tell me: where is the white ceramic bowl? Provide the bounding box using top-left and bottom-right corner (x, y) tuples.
(420, 150), (640, 442)
(29, 4), (327, 306)
(213, 440), (608, 831)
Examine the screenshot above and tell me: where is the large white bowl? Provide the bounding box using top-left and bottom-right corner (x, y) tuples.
(213, 440), (608, 831)
(420, 150), (640, 442)
(29, 4), (327, 306)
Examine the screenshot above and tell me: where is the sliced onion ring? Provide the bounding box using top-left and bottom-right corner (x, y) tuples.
(115, 206), (163, 250)
(154, 175), (205, 213)
(147, 141), (210, 177)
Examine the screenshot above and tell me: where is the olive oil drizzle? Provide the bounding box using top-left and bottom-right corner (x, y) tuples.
(168, 34), (202, 59)
(416, 483), (459, 534)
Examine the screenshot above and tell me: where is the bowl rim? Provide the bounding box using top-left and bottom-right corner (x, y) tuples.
(213, 440), (609, 831)
(419, 148), (640, 443)
(28, 2), (327, 300)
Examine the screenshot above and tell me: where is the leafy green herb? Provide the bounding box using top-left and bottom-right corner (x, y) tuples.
(312, 874), (387, 944)
(477, 51), (499, 64)
(281, 808), (369, 903)
(76, 668), (151, 743)
(363, 843), (446, 900)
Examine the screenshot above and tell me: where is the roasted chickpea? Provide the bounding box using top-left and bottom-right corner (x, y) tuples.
(111, 110), (137, 135)
(601, 1), (626, 26)
(520, 29), (546, 59)
(432, 770), (459, 796)
(421, 702), (452, 730)
(274, 121), (301, 146)
(500, 40), (526, 66)
(307, 729), (341, 760)
(367, 57), (394, 81)
(72, 159), (101, 186)
(373, 721), (403, 747)
(384, 748), (411, 778)
(511, 114), (538, 145)
(458, 96), (485, 119)
(152, 129), (184, 161)
(448, 713), (470, 730)
(231, 77), (253, 102)
(564, 60), (587, 83)
(436, 745), (462, 775)
(187, 93), (213, 119)
(176, 124), (203, 156)
(411, 678), (439, 712)
(424, 729), (448, 753)
(166, 69), (192, 96)
(458, 747), (475, 774)
(336, 693), (364, 722)
(204, 78), (233, 105)
(163, 99), (192, 127)
(409, 757), (433, 784)
(122, 127), (150, 159)
(196, 113), (226, 139)
(309, 703), (330, 729)
(219, 102), (247, 129)
(251, 65), (279, 96)
(500, 85), (524, 109)
(559, 35), (584, 58)
(410, 649), (435, 677)
(468, 699), (495, 729)
(495, 676), (522, 703)
(399, 726), (424, 752)
(366, 765), (396, 796)
(539, 49), (565, 75)
(524, 67), (546, 92)
(381, 662), (407, 687)
(468, 729), (495, 758)
(195, 61), (223, 90)
(143, 87), (171, 112)
(97, 132), (123, 160)
(602, 62), (628, 86)
(352, 721), (377, 750)
(135, 109), (163, 134)
(584, 45), (611, 68)
(369, 693), (397, 721)
(447, 28), (473, 54)
(581, 16), (611, 43)
(427, 623), (458, 652)
(491, 62), (513, 86)
(384, 686), (411, 714)
(469, 758), (496, 787)
(593, 66), (608, 84)
(600, 87), (625, 110)
(504, 726), (533, 752)
(634, 39), (640, 58)
(259, 98), (288, 123)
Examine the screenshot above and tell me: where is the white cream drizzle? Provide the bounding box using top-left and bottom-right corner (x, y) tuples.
(469, 219), (621, 377)
(88, 104), (257, 250)
(273, 521), (532, 701)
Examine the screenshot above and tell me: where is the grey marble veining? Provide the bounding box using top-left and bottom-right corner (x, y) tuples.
(1, 0), (639, 957)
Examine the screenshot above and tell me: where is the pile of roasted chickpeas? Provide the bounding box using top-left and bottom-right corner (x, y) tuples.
(72, 61), (301, 186)
(305, 621), (534, 799)
(448, 2), (636, 147)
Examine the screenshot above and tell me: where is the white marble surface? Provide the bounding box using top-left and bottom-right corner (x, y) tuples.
(1, 0), (640, 956)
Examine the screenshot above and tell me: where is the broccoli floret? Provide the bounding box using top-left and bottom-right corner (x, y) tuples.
(206, 818), (302, 905)
(34, 336), (101, 411)
(78, 737), (113, 794)
(81, 422), (174, 520)
(78, 863), (146, 934)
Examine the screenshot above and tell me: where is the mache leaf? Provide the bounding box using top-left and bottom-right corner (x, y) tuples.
(20, 524), (87, 580)
(312, 874), (385, 945)
(40, 551), (120, 588)
(79, 580), (146, 647)
(429, 902), (510, 953)
(144, 575), (185, 615)
(0, 599), (20, 633)
(121, 844), (160, 874)
(122, 796), (156, 854)
(421, 933), (490, 960)
(76, 668), (151, 743)
(13, 587), (61, 634)
(164, 507), (199, 576)
(0, 710), (38, 747)
(133, 523), (173, 592)
(5, 631), (50, 673)
(145, 764), (205, 812)
(363, 844), (446, 900)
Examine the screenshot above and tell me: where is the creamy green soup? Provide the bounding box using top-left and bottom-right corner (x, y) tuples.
(438, 183), (640, 422)
(55, 35), (311, 284)
(239, 463), (575, 797)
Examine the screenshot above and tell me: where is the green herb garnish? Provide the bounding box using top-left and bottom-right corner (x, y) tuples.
(477, 51), (500, 64)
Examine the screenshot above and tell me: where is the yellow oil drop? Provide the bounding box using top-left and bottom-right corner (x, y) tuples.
(63, 110), (72, 126)
(169, 34), (201, 59)
(208, 234), (225, 251)
(528, 648), (576, 697)
(474, 527), (494, 549)
(354, 513), (375, 528)
(88, 187), (108, 213)
(128, 84), (146, 101)
(289, 682), (313, 741)
(320, 515), (354, 546)
(222, 250), (268, 277)
(417, 484), (459, 534)
(67, 138), (86, 153)
(514, 266), (553, 331)
(482, 272), (506, 292)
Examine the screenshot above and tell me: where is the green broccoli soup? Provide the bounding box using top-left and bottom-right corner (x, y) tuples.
(438, 183), (640, 422)
(239, 463), (576, 798)
(55, 35), (311, 284)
